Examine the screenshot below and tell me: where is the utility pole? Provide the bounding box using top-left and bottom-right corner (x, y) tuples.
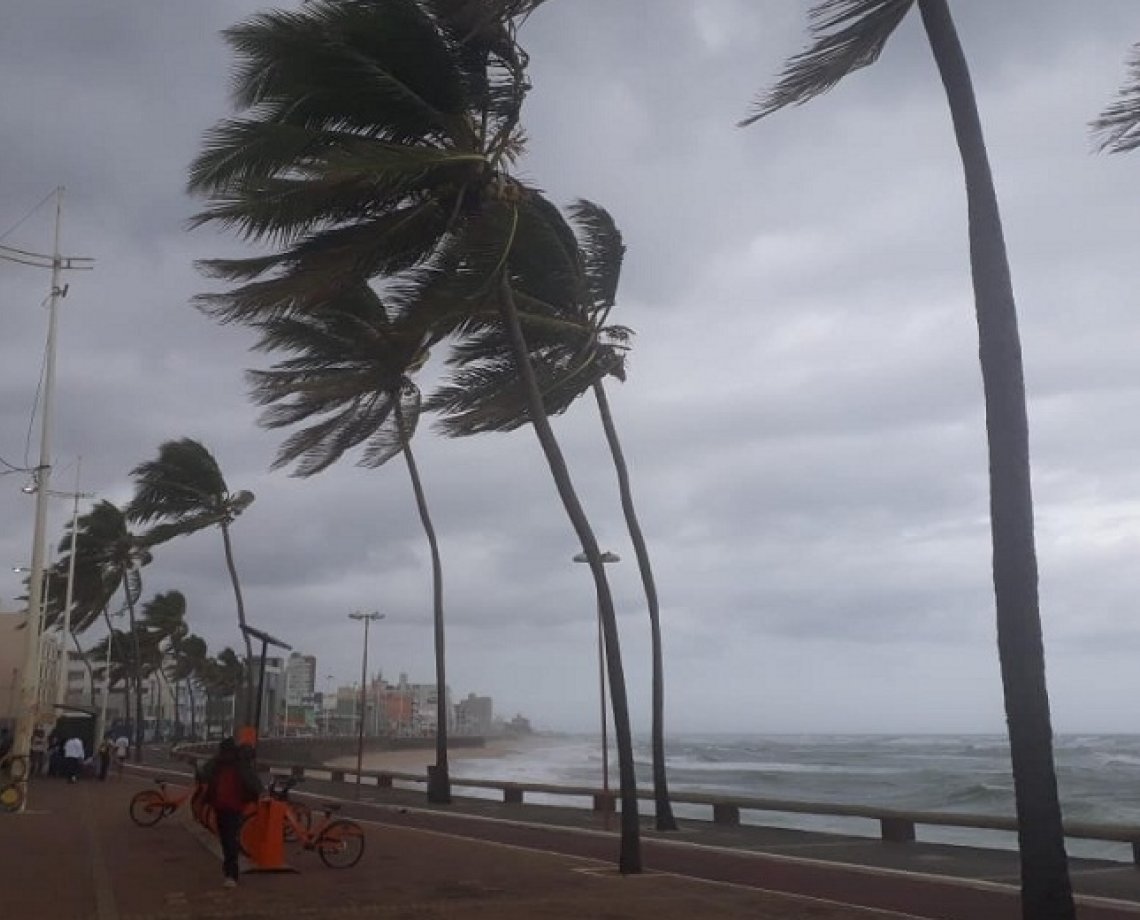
(3, 187), (93, 811)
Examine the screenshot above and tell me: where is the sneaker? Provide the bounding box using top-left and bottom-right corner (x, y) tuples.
(222, 878), (237, 889)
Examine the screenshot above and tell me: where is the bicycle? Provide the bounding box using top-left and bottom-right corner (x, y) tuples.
(129, 778), (200, 827)
(0, 753), (29, 783)
(248, 776), (365, 868)
(0, 753), (28, 813)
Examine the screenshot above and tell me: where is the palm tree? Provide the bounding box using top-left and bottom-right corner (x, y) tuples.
(743, 2), (1072, 915)
(88, 625), (133, 726)
(1093, 42), (1140, 153)
(245, 283), (455, 800)
(140, 591), (189, 735)
(429, 199), (677, 830)
(201, 647), (246, 738)
(170, 634), (209, 740)
(125, 439), (256, 721)
(70, 502), (153, 761)
(188, 0), (643, 871)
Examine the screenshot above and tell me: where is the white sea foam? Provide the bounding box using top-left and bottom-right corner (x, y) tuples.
(442, 732), (1140, 863)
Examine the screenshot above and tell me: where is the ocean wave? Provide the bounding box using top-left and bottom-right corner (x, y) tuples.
(666, 758), (902, 777)
(939, 782), (1014, 809)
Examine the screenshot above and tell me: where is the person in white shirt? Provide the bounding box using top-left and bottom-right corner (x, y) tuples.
(113, 735), (129, 777)
(63, 736), (85, 783)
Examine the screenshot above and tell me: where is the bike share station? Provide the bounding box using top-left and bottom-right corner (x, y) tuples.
(231, 624), (296, 873)
(132, 623), (365, 871)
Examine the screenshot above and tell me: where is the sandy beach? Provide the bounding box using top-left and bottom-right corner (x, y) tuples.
(325, 733), (552, 774)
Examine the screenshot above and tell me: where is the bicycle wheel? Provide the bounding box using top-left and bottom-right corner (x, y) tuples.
(283, 801), (313, 843)
(316, 820), (365, 868)
(0, 782), (24, 813)
(129, 789), (167, 827)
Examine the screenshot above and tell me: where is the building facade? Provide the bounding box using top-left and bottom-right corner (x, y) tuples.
(284, 652), (317, 705)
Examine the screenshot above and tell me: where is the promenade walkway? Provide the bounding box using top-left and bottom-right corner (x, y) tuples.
(2, 764), (1139, 919)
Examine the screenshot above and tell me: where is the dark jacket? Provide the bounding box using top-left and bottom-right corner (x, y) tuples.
(199, 745), (262, 808)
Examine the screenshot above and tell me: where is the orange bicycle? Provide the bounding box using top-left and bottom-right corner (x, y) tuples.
(247, 776), (365, 868)
(130, 778), (200, 827)
(0, 754), (28, 813)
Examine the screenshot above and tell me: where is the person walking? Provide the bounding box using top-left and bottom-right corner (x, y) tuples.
(97, 738), (112, 781)
(63, 735), (85, 783)
(199, 737), (262, 887)
(113, 734), (129, 778)
(29, 728), (47, 777)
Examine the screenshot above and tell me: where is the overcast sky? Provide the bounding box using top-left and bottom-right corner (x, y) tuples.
(2, 1), (1139, 737)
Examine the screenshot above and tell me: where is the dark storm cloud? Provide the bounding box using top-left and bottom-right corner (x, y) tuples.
(3, 0), (1140, 732)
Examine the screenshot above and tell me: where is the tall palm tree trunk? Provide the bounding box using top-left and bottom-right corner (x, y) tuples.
(918, 3), (1073, 916)
(500, 273), (642, 874)
(102, 609), (128, 740)
(396, 402), (451, 803)
(70, 631), (96, 707)
(592, 381), (676, 831)
(220, 522), (256, 725)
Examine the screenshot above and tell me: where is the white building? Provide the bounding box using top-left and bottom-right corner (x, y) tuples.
(0, 611), (66, 729)
(284, 652), (316, 705)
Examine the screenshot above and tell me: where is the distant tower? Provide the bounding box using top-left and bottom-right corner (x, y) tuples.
(284, 652), (317, 705)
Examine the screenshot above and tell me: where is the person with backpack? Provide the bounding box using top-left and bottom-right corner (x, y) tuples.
(198, 737), (262, 887)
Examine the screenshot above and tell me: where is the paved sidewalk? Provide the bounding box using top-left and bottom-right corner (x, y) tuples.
(2, 775), (918, 920)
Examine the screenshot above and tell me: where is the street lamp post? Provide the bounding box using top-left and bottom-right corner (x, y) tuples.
(572, 550), (620, 803)
(348, 611), (384, 794)
(4, 187), (93, 812)
(22, 466), (95, 710)
(95, 611), (125, 743)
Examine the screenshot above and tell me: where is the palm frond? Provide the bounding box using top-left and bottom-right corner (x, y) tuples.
(740, 0), (913, 126)
(1093, 43), (1140, 153)
(568, 198), (624, 310)
(220, 0), (472, 143)
(127, 439), (228, 524)
(267, 390), (396, 476)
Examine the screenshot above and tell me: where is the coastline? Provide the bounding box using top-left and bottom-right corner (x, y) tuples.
(324, 733), (550, 773)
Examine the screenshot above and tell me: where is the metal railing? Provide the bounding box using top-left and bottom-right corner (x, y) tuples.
(173, 748), (1140, 864)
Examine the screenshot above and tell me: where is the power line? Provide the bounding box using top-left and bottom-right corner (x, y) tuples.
(24, 326), (49, 470)
(0, 188), (56, 244)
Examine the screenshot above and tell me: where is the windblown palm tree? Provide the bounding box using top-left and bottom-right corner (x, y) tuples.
(170, 634), (210, 740)
(245, 283), (456, 800)
(428, 199), (677, 830)
(88, 625), (134, 725)
(125, 439), (256, 721)
(70, 502), (153, 761)
(742, 2), (1073, 915)
(141, 591), (190, 734)
(1093, 42), (1140, 153)
(189, 0), (642, 870)
(200, 647), (246, 738)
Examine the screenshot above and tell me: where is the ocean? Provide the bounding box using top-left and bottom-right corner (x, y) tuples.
(447, 733), (1140, 862)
